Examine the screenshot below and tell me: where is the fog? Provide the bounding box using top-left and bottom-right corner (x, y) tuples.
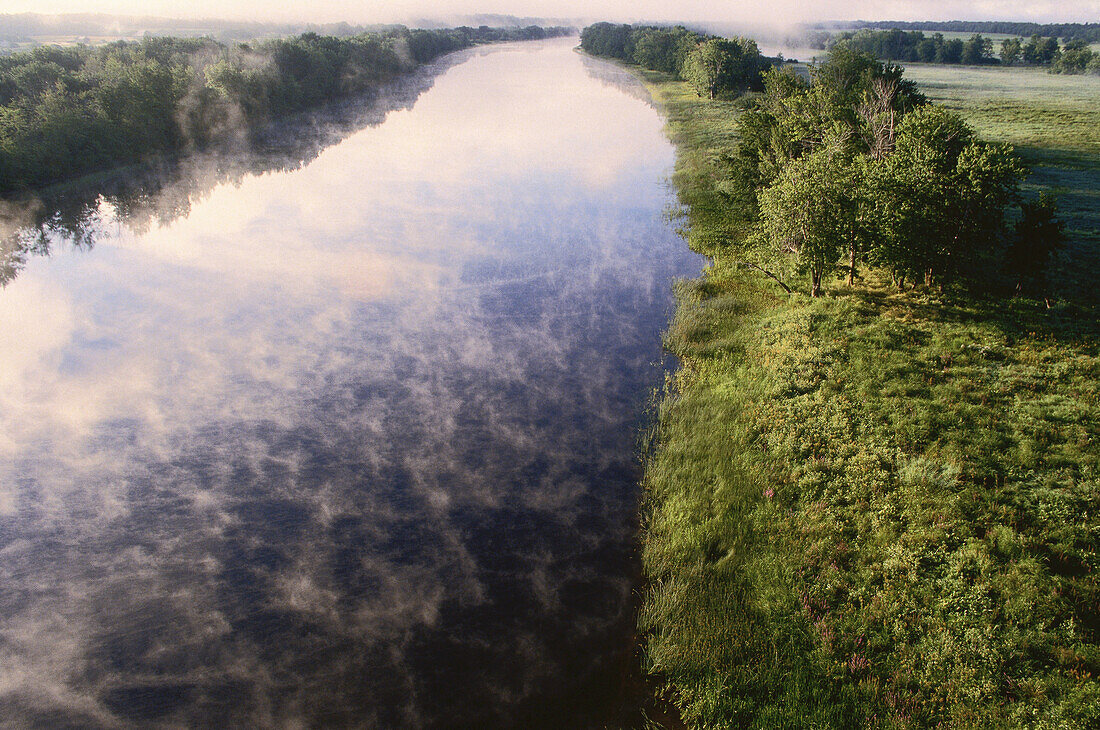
(1, 0), (1096, 28)
(0, 39), (704, 727)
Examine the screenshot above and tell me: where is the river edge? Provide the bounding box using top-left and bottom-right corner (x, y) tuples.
(611, 58), (1100, 727)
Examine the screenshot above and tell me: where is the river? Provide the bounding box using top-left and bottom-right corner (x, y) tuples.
(0, 37), (701, 728)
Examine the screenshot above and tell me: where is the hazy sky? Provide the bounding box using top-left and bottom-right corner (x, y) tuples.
(2, 0), (1097, 26)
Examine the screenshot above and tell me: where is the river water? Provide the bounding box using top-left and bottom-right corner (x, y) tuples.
(0, 38), (700, 728)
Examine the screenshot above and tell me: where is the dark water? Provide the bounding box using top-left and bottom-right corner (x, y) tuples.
(0, 39), (700, 728)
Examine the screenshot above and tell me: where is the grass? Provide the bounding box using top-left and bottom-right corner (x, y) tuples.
(900, 64), (1100, 156)
(632, 66), (1100, 728)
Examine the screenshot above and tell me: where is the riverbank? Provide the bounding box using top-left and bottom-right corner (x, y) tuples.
(632, 66), (1099, 727)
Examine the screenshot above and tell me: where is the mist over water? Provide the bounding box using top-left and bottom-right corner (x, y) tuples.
(0, 38), (701, 728)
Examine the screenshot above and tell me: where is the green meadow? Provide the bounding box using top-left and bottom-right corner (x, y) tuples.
(634, 63), (1100, 728)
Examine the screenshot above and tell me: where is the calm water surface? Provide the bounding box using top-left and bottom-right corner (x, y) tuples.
(0, 39), (701, 728)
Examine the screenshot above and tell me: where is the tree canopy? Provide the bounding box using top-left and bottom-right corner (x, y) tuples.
(717, 46), (1040, 297)
(580, 23), (770, 92)
(681, 37), (765, 99)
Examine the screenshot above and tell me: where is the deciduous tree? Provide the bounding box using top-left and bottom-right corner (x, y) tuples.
(755, 147), (862, 296)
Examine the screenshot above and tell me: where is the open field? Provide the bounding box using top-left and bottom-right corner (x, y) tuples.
(903, 64), (1100, 155)
(633, 61), (1100, 728)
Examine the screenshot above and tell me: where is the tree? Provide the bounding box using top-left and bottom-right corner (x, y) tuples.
(682, 37), (764, 99)
(754, 148), (862, 296)
(960, 34), (994, 65)
(866, 106), (1025, 288)
(1052, 39), (1095, 73)
(1006, 193), (1065, 301)
(1000, 37), (1023, 65)
(1023, 35), (1060, 65)
(936, 37), (965, 64)
(813, 45), (924, 113)
(631, 26), (701, 76)
(1, 26), (544, 193)
(579, 22), (633, 60)
(725, 49), (924, 225)
(682, 39), (727, 98)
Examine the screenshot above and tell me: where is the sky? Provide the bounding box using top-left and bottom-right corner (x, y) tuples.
(0, 0), (1097, 26)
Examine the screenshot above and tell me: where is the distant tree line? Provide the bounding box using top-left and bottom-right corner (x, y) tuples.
(847, 20), (1100, 44)
(824, 29), (998, 65)
(722, 47), (1062, 298)
(820, 29), (1100, 74)
(0, 25), (571, 193)
(580, 23), (769, 99)
(1038, 38), (1100, 74)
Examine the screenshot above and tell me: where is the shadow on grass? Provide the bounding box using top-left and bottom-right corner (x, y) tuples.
(850, 280), (1099, 349)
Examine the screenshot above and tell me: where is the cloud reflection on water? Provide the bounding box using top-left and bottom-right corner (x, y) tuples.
(0, 38), (701, 728)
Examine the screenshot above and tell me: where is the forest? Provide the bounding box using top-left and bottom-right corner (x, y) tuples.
(0, 24), (570, 193)
(586, 27), (1062, 299)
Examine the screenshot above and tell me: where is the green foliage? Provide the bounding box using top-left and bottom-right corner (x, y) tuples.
(850, 20), (1100, 44)
(828, 29), (991, 66)
(866, 106), (1026, 287)
(580, 23), (767, 90)
(0, 37), (202, 190)
(824, 27), (1096, 73)
(682, 38), (766, 99)
(960, 34), (995, 65)
(755, 149), (861, 296)
(1023, 35), (1061, 66)
(1007, 193), (1067, 296)
(716, 46), (1033, 295)
(813, 45), (925, 113)
(579, 22), (635, 60)
(1051, 40), (1098, 75)
(1000, 37), (1023, 66)
(897, 62), (1100, 305)
(631, 26), (702, 76)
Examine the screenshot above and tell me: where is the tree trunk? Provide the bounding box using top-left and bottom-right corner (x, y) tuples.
(810, 267), (821, 297)
(848, 242), (856, 286)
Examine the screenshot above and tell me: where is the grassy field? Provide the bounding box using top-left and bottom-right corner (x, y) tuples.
(633, 64), (1100, 729)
